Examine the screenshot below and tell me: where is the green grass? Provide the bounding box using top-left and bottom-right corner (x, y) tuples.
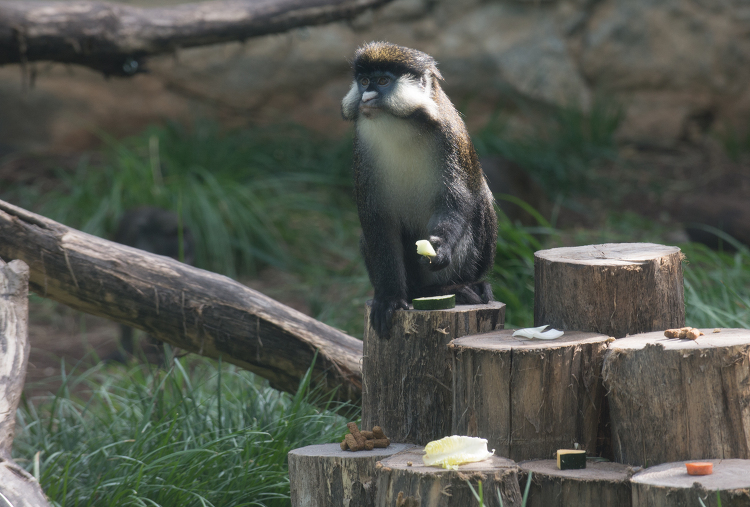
(14, 355), (352, 507)
(6, 117), (750, 506)
(474, 96), (623, 201)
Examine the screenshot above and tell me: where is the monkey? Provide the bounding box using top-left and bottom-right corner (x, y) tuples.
(111, 206), (195, 361)
(341, 41), (498, 339)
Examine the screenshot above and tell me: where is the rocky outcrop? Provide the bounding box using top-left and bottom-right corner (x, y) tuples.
(2, 0), (750, 153)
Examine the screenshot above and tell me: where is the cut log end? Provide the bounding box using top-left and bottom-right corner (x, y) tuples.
(631, 459), (750, 507)
(519, 459), (634, 507)
(289, 442), (415, 507)
(604, 329), (750, 467)
(452, 330), (610, 462)
(534, 243), (685, 338)
(362, 301), (505, 445)
(375, 447), (522, 507)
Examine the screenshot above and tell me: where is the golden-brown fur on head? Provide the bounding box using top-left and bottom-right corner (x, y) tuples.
(352, 41), (443, 81)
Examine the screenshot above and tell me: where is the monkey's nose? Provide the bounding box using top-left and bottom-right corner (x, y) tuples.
(361, 91), (378, 103)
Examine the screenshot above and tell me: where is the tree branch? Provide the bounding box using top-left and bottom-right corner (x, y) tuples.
(0, 0), (392, 76)
(0, 198), (363, 404)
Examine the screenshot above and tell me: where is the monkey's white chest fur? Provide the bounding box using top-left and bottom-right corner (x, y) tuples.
(357, 114), (440, 231)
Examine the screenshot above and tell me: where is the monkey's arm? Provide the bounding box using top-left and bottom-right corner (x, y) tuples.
(423, 178), (472, 271)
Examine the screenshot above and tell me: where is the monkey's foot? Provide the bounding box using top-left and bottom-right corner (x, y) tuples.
(370, 298), (408, 339)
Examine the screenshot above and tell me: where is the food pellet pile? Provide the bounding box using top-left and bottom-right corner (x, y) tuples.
(340, 422), (391, 451)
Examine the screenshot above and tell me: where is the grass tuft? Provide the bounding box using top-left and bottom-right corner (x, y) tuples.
(14, 356), (352, 507)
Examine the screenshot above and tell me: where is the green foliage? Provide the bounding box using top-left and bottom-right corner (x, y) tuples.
(491, 196), (558, 328)
(14, 356), (352, 507)
(682, 240), (750, 329)
(474, 96), (623, 200)
(5, 122), (356, 279)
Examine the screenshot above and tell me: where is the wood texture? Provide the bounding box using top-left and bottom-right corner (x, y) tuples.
(374, 446), (522, 507)
(534, 243), (685, 338)
(0, 0), (394, 75)
(631, 459), (750, 507)
(519, 459), (633, 507)
(362, 301), (505, 445)
(452, 330), (611, 461)
(0, 198), (363, 403)
(288, 442), (415, 507)
(603, 329), (750, 467)
(0, 257), (53, 506)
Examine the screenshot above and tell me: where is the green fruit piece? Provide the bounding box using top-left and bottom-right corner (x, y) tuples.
(412, 295), (456, 310)
(557, 450), (586, 470)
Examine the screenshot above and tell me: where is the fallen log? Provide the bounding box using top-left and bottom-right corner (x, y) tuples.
(0, 257), (53, 506)
(0, 0), (394, 76)
(0, 198), (363, 403)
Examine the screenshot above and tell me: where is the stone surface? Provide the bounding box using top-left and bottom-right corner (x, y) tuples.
(3, 0), (750, 153)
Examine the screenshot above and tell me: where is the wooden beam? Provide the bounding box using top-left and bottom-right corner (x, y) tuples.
(0, 198), (363, 403)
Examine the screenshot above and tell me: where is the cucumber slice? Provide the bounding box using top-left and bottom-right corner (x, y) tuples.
(412, 294), (456, 310)
(557, 449), (586, 470)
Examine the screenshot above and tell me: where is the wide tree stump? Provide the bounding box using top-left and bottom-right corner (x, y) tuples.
(631, 459), (750, 507)
(288, 443), (415, 507)
(451, 330), (611, 461)
(374, 446), (522, 507)
(534, 243), (684, 338)
(362, 302), (505, 445)
(0, 258), (52, 506)
(518, 459), (633, 507)
(603, 329), (750, 467)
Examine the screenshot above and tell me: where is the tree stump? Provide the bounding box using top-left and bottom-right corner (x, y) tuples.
(603, 329), (750, 467)
(451, 330), (611, 462)
(0, 258), (52, 506)
(374, 446), (522, 507)
(631, 459), (750, 507)
(288, 443), (415, 507)
(362, 302), (505, 445)
(534, 243), (684, 338)
(518, 459), (634, 507)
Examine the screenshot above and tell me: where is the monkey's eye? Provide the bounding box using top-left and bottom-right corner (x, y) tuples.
(377, 77), (390, 86)
(360, 77), (370, 87)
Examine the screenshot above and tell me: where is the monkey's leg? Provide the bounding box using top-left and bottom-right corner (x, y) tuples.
(360, 231), (409, 339)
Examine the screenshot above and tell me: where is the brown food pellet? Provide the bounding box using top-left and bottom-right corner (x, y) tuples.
(361, 431), (374, 440)
(373, 426), (386, 440)
(371, 438), (390, 448)
(686, 328), (701, 340)
(340, 440), (348, 451)
(365, 440), (375, 451)
(347, 422), (367, 448)
(345, 433), (362, 451)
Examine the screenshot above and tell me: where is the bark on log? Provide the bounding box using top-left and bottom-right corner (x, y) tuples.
(518, 459), (633, 507)
(451, 330), (611, 462)
(0, 199), (363, 403)
(0, 257), (53, 506)
(630, 459), (750, 507)
(362, 302), (505, 445)
(288, 442), (415, 507)
(375, 447), (522, 507)
(534, 243), (685, 338)
(0, 0), (394, 76)
(603, 329), (750, 467)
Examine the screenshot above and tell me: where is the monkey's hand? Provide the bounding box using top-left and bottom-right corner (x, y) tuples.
(371, 298), (408, 339)
(419, 236), (451, 272)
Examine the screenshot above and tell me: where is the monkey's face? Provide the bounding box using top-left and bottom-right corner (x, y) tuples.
(342, 70), (438, 122)
(355, 72), (395, 118)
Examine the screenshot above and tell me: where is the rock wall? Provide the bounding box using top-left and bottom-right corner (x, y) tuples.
(2, 0), (750, 154)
